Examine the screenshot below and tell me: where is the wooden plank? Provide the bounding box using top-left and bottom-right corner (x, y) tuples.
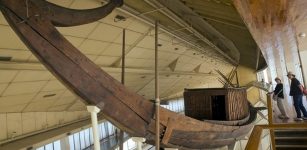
(161, 117), (176, 145)
(270, 129), (276, 150)
(267, 94), (273, 125)
(245, 126), (263, 150)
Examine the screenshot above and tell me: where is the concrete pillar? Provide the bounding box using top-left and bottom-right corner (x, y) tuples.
(300, 51), (307, 86)
(87, 106), (101, 150)
(131, 137), (146, 150)
(60, 136), (70, 150)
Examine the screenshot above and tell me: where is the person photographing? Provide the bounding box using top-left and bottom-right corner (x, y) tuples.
(269, 77), (289, 119)
(287, 71), (307, 121)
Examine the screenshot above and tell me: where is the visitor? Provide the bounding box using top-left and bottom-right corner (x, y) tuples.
(287, 71), (307, 121)
(269, 77), (289, 119)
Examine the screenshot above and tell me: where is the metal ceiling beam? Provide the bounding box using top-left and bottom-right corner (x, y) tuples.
(255, 47), (260, 70)
(183, 3), (241, 22)
(109, 1), (236, 65)
(199, 15), (246, 29)
(0, 61), (215, 77)
(149, 0), (240, 65)
(111, 27), (153, 67)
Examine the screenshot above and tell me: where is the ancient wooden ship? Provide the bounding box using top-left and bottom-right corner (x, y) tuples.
(0, 0), (257, 149)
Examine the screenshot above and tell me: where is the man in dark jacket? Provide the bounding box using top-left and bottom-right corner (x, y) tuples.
(271, 77), (289, 119)
(287, 71), (307, 121)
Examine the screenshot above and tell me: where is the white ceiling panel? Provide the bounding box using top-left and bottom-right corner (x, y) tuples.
(177, 55), (193, 64)
(79, 40), (109, 55)
(0, 83), (8, 95)
(52, 96), (77, 106)
(158, 33), (173, 42)
(2, 81), (47, 96)
(84, 54), (98, 63)
(68, 100), (86, 111)
(108, 73), (121, 81)
(126, 85), (144, 92)
(64, 36), (85, 48)
(41, 80), (66, 92)
(0, 49), (31, 62)
(125, 75), (153, 91)
(23, 100), (55, 112)
(0, 104), (27, 113)
(13, 70), (51, 82)
(31, 90), (65, 102)
(88, 23), (122, 42)
(137, 36), (155, 49)
(101, 43), (124, 57)
(158, 51), (179, 61)
(61, 90), (77, 97)
(48, 104), (70, 112)
(0, 26), (27, 50)
(27, 54), (39, 62)
(0, 94), (35, 108)
(0, 13), (8, 25)
(113, 30), (142, 45)
(0, 70), (18, 83)
(126, 19), (150, 33)
(158, 60), (173, 68)
(99, 10), (134, 28)
(125, 58), (154, 68)
(159, 43), (187, 54)
(95, 56), (119, 66)
(127, 47), (154, 59)
(57, 22), (99, 38)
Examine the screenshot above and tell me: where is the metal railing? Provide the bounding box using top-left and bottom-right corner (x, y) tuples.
(245, 94), (307, 150)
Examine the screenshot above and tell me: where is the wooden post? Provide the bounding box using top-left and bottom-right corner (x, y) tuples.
(295, 36), (307, 88)
(235, 69), (239, 87)
(155, 20), (160, 150)
(267, 93), (273, 125)
(269, 129), (276, 150)
(266, 93), (276, 149)
(119, 28), (126, 150)
(121, 29), (125, 85)
(245, 126), (263, 150)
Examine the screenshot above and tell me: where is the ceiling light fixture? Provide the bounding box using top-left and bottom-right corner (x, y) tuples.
(298, 32), (306, 38)
(0, 56), (12, 61)
(43, 94), (56, 98)
(114, 15), (126, 22)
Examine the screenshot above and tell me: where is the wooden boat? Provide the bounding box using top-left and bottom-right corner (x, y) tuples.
(0, 0), (257, 149)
